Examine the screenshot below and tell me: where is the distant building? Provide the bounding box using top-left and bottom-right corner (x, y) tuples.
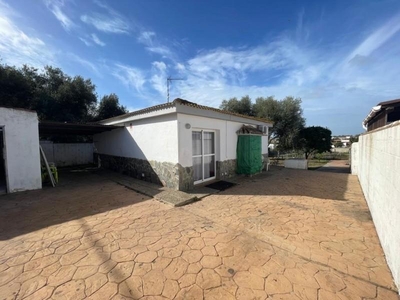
(332, 135), (351, 147)
(363, 99), (400, 131)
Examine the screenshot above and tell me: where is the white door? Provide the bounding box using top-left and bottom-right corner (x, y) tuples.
(192, 130), (216, 184)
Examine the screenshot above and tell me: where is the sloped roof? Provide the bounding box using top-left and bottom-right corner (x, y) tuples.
(377, 98), (400, 106)
(99, 98), (273, 124)
(363, 98), (400, 129)
(236, 125), (265, 135)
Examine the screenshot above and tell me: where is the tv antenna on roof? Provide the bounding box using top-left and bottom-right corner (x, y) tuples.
(167, 76), (183, 103)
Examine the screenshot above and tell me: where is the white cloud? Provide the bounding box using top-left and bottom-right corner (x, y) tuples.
(150, 61), (168, 97)
(175, 63), (185, 72)
(44, 0), (75, 31)
(0, 0), (13, 16)
(329, 11), (400, 100)
(113, 64), (146, 93)
(137, 30), (174, 59)
(164, 41), (300, 104)
(92, 0), (108, 10)
(186, 43), (294, 82)
(67, 53), (101, 76)
(152, 61), (167, 71)
(79, 37), (91, 46)
(108, 9), (400, 133)
(0, 2), (55, 68)
(155, 14), (400, 127)
(91, 33), (105, 46)
(81, 12), (129, 34)
(146, 46), (172, 57)
(79, 34), (106, 47)
(347, 12), (400, 60)
(138, 31), (155, 46)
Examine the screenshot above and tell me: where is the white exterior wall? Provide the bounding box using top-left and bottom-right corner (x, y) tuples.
(40, 142), (94, 167)
(0, 108), (41, 193)
(177, 113), (269, 167)
(351, 121), (400, 290)
(94, 114), (178, 163)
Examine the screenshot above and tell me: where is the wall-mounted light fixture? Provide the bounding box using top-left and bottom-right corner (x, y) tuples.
(185, 123), (191, 129)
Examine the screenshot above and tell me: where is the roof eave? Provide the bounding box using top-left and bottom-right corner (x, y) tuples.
(98, 102), (176, 124)
(175, 101), (273, 126)
(362, 105), (382, 129)
(98, 98), (274, 126)
(100, 106), (177, 125)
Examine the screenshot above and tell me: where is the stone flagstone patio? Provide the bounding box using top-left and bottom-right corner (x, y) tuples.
(0, 162), (398, 299)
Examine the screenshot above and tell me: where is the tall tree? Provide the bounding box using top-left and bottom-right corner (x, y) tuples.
(220, 95), (306, 150)
(0, 64), (98, 122)
(95, 93), (128, 121)
(0, 64), (33, 108)
(54, 75), (97, 122)
(297, 126), (332, 159)
(350, 135), (359, 144)
(220, 95), (253, 116)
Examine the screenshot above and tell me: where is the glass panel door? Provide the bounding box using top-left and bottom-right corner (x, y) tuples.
(192, 131), (202, 156)
(192, 131), (202, 182)
(192, 130), (216, 183)
(203, 132), (215, 180)
(203, 132), (214, 155)
(204, 155), (215, 179)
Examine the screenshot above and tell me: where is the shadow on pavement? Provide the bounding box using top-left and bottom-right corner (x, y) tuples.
(316, 160), (350, 174)
(0, 169), (154, 240)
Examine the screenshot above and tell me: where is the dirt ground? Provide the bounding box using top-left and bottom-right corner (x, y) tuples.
(0, 162), (398, 299)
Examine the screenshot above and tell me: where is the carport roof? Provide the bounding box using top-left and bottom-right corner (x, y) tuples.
(39, 121), (120, 135)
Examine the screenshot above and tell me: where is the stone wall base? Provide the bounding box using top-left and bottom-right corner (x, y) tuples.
(95, 153), (185, 190)
(95, 154), (270, 190)
(177, 165), (194, 191)
(217, 159), (237, 180)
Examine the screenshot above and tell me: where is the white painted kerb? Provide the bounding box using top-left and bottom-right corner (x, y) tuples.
(284, 159), (308, 170)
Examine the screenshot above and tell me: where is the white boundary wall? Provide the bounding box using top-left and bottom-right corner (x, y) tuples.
(351, 121), (400, 290)
(40, 142), (94, 167)
(0, 107), (41, 193)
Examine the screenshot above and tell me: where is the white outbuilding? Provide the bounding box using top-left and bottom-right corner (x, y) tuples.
(94, 99), (273, 191)
(0, 107), (42, 194)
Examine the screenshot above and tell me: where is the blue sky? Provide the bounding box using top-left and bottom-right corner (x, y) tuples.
(1, 0), (400, 134)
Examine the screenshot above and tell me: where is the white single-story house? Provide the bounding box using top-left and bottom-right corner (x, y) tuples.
(94, 99), (273, 191)
(0, 107), (42, 194)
